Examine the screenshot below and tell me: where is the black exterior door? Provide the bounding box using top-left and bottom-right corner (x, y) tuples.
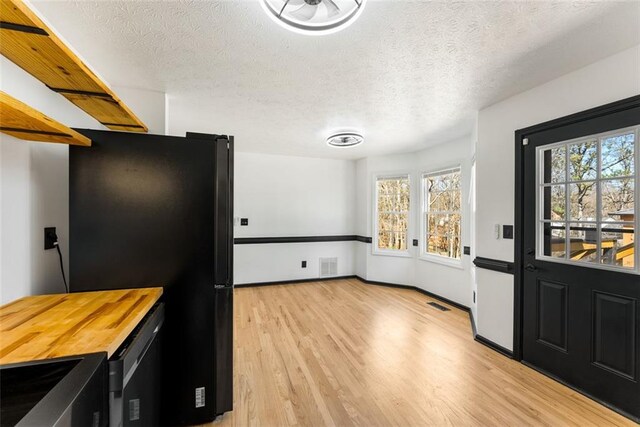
(520, 98), (639, 421)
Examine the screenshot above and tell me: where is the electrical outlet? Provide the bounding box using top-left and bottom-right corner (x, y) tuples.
(240, 218), (248, 226)
(503, 225), (514, 239)
(463, 246), (471, 255)
(412, 239), (418, 247)
(301, 261), (307, 268)
(44, 227), (57, 250)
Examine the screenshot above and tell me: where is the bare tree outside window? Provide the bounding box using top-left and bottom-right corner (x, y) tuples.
(376, 176), (410, 251)
(423, 168), (462, 259)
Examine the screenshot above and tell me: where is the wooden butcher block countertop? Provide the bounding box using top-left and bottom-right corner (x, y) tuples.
(0, 287), (163, 365)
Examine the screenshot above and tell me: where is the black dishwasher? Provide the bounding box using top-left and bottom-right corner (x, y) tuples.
(109, 303), (164, 427)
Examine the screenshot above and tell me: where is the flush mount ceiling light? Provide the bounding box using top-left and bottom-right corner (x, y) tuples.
(326, 132), (364, 148)
(261, 0), (366, 35)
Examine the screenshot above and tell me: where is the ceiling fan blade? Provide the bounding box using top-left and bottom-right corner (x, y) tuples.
(279, 0), (305, 16)
(290, 3), (318, 21)
(322, 0), (340, 17)
(284, 0), (305, 7)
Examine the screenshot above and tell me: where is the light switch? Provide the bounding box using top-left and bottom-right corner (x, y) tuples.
(495, 224), (501, 239)
(503, 225), (514, 239)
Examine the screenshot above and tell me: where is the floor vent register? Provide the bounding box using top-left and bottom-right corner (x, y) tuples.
(427, 302), (450, 312)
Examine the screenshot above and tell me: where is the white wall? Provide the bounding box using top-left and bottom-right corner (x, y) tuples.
(355, 136), (475, 308)
(233, 152), (357, 284)
(414, 138), (473, 306)
(0, 56), (165, 304)
(354, 158), (369, 278)
(475, 45), (640, 350)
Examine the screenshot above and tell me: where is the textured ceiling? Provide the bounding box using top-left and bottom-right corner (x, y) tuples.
(31, 0), (640, 159)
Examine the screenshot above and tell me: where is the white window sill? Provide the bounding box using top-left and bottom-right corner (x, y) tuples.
(419, 254), (464, 269)
(372, 250), (413, 258)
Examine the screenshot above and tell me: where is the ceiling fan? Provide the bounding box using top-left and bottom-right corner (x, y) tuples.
(261, 0), (366, 35)
(281, 0), (341, 21)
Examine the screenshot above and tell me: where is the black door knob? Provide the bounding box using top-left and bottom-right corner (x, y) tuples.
(524, 263), (537, 272)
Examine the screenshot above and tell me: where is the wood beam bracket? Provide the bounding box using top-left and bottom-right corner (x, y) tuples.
(0, 20), (47, 35)
(0, 126), (71, 137)
(46, 86), (116, 100)
(99, 122), (146, 129)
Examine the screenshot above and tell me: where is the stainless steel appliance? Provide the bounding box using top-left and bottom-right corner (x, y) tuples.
(0, 353), (108, 427)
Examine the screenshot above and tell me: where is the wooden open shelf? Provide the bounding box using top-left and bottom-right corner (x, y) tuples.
(0, 0), (148, 132)
(0, 91), (91, 146)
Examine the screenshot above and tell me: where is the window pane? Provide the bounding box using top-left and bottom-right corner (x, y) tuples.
(427, 234), (450, 257)
(429, 190), (460, 212)
(569, 139), (598, 181)
(542, 146), (566, 183)
(378, 178), (410, 196)
(428, 213), (458, 236)
(542, 185), (565, 220)
(569, 182), (596, 221)
(378, 214), (393, 231)
(424, 169), (461, 260)
(601, 178), (634, 222)
(427, 173), (460, 193)
(601, 224), (635, 268)
(377, 179), (399, 194)
(378, 231), (407, 251)
(378, 194), (409, 213)
(568, 223), (598, 263)
(377, 231), (390, 250)
(450, 234), (461, 259)
(448, 213), (461, 237)
(601, 133), (634, 178)
(542, 222), (566, 258)
(378, 213), (408, 232)
(376, 177), (409, 251)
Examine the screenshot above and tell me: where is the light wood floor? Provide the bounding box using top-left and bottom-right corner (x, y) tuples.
(208, 278), (633, 426)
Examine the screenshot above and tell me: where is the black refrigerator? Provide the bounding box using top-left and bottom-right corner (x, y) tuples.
(69, 129), (233, 425)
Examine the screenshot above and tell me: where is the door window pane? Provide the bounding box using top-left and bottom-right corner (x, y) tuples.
(538, 128), (637, 272)
(542, 146), (566, 183)
(542, 223), (566, 258)
(568, 223), (598, 263)
(569, 182), (597, 221)
(601, 178), (634, 222)
(601, 133), (634, 178)
(601, 224), (635, 268)
(569, 140), (598, 181)
(543, 185), (565, 220)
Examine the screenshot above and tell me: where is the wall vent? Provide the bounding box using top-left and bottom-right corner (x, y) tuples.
(319, 257), (338, 277)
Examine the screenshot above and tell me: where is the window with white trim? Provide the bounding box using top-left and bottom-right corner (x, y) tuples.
(537, 126), (638, 271)
(422, 168), (462, 260)
(375, 175), (410, 251)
